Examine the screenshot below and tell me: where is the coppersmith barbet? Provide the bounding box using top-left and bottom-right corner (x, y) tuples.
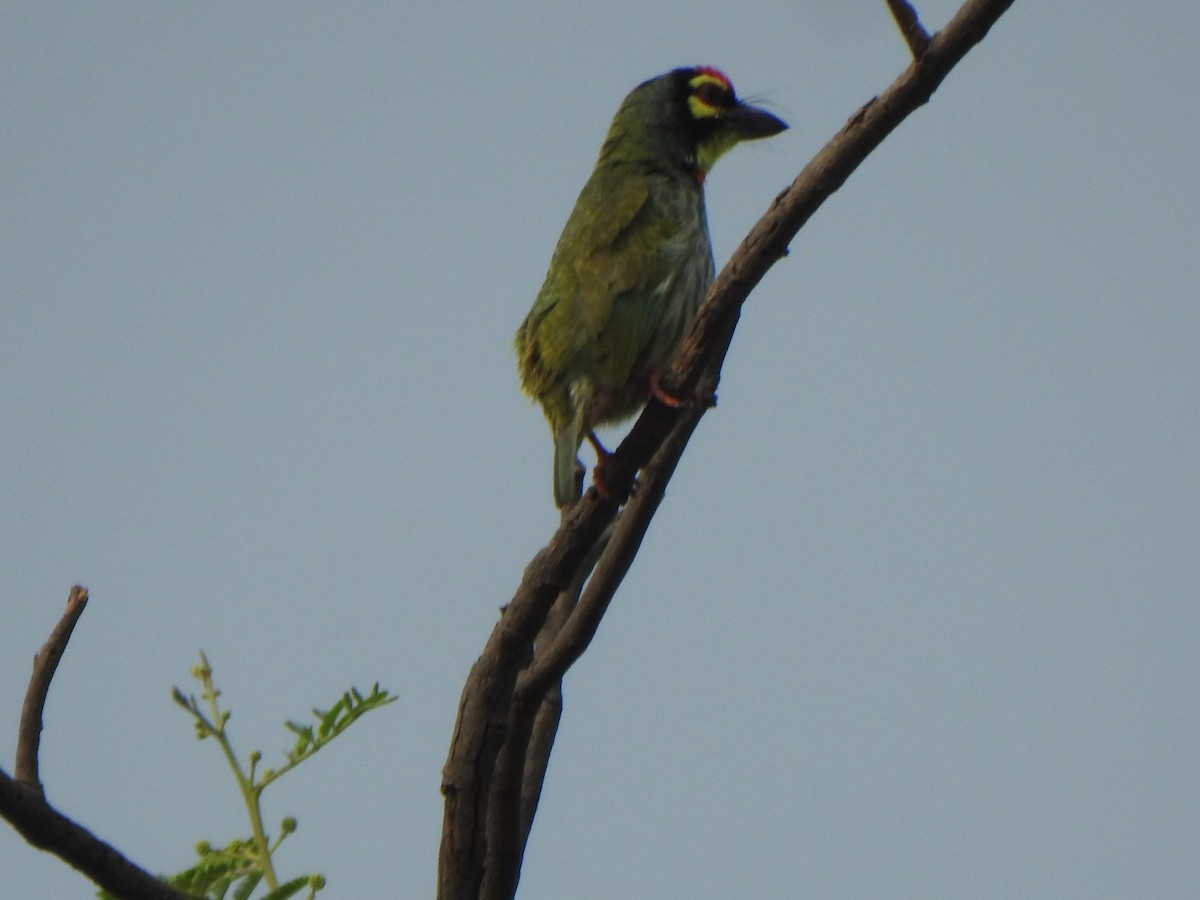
(515, 67), (786, 507)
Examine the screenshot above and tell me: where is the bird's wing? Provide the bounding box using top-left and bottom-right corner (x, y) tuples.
(516, 174), (653, 400)
(577, 176), (687, 388)
(571, 174), (655, 337)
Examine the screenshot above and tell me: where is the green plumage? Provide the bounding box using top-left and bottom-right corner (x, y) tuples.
(515, 67), (786, 507)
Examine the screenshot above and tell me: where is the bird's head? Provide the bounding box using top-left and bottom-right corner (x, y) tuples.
(600, 67), (788, 180)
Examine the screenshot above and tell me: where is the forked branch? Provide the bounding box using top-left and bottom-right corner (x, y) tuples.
(886, 0), (933, 57)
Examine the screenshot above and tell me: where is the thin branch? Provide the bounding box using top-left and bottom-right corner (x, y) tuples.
(517, 528), (609, 846)
(16, 585), (88, 788)
(518, 414), (700, 703)
(517, 687), (561, 846)
(3, 588), (188, 899)
(886, 0), (932, 57)
(0, 770), (186, 900)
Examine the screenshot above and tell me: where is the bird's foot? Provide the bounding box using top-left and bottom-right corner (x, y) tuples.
(592, 458), (637, 505)
(587, 431), (636, 504)
(646, 369), (717, 410)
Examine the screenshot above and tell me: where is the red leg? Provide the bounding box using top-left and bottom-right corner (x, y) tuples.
(646, 368), (717, 410)
(586, 431), (635, 503)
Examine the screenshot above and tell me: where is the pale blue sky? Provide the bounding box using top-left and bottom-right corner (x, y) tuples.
(2, 3), (1197, 898)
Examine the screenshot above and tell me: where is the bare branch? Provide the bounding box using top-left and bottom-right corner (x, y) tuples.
(3, 588), (188, 899)
(517, 528), (608, 846)
(15, 586), (88, 788)
(439, 503), (616, 900)
(886, 0), (932, 57)
(517, 686), (561, 845)
(519, 414), (699, 703)
(477, 413), (704, 900)
(0, 770), (186, 900)
(479, 529), (609, 900)
(476, 418), (702, 900)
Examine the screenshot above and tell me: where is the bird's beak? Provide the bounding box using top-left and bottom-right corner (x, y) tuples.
(724, 102), (788, 140)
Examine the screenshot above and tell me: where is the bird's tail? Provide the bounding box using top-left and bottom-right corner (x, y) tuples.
(553, 424), (582, 509)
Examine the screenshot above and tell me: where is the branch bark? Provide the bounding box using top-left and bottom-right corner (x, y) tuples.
(1, 588), (188, 900)
(0, 772), (186, 900)
(438, 1), (1017, 899)
(886, 0), (933, 57)
(16, 585), (88, 788)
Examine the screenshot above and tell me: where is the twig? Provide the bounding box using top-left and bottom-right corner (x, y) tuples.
(15, 586), (88, 788)
(2, 587), (188, 899)
(886, 0), (932, 57)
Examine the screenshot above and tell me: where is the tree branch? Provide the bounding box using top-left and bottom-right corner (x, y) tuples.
(439, 505), (617, 900)
(15, 585), (88, 788)
(0, 771), (186, 900)
(2, 588), (188, 900)
(517, 528), (609, 847)
(444, 2), (1017, 897)
(519, 415), (699, 703)
(886, 0), (932, 57)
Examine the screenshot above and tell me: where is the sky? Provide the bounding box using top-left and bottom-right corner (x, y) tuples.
(2, 2), (1197, 899)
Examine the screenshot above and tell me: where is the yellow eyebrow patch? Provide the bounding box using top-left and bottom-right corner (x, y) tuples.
(687, 71), (731, 120)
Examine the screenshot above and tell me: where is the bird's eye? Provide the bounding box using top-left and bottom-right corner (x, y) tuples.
(693, 82), (729, 109)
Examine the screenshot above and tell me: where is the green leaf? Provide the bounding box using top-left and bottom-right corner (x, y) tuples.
(262, 875), (313, 900)
(230, 870), (263, 900)
(317, 700), (344, 738)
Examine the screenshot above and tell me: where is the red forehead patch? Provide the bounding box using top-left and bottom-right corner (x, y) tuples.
(693, 66), (731, 90)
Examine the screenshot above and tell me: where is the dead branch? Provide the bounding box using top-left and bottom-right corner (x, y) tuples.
(2, 588), (188, 900)
(15, 585), (88, 788)
(0, 772), (186, 900)
(886, 0), (933, 57)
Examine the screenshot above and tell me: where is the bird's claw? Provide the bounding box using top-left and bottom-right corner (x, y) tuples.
(647, 369), (716, 410)
(592, 456), (637, 505)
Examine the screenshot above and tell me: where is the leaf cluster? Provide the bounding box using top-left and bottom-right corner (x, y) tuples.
(145, 653), (395, 899)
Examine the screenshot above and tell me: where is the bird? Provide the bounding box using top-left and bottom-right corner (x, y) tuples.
(515, 67), (787, 508)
